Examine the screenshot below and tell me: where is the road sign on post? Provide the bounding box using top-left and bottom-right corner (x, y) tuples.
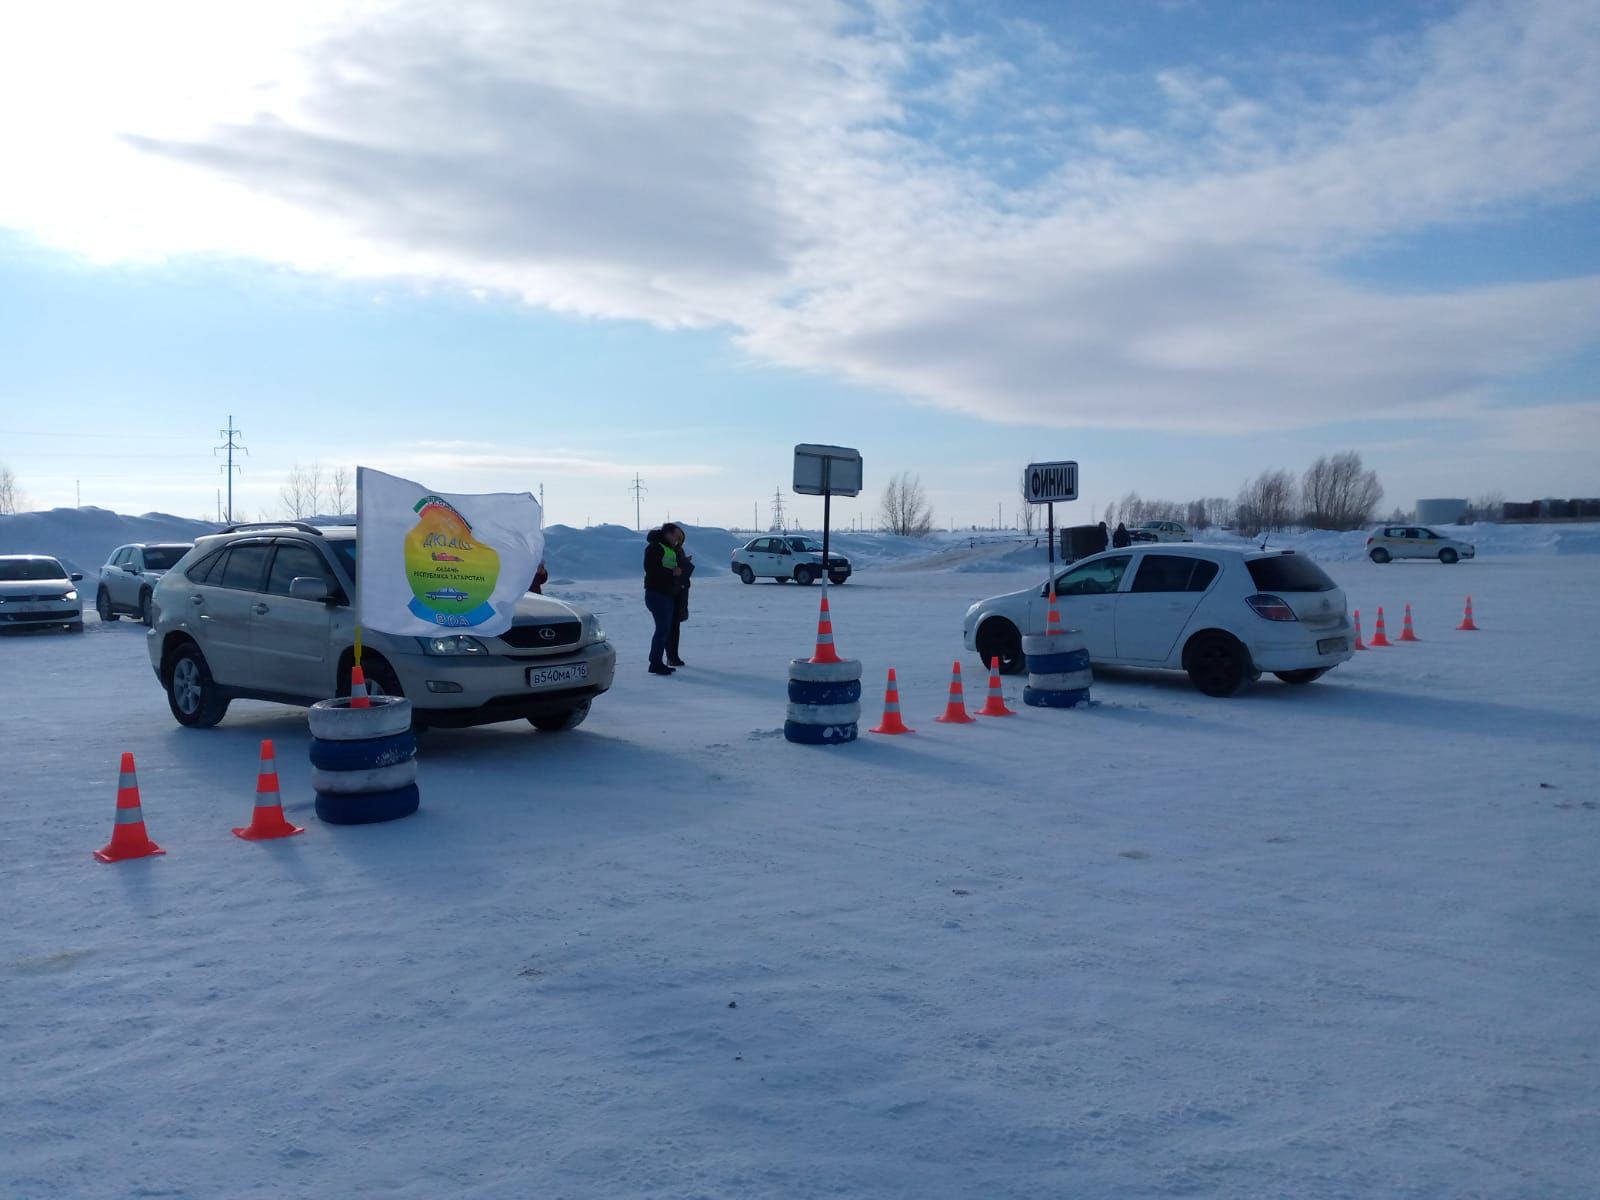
(1023, 460), (1078, 564)
(793, 444), (862, 575)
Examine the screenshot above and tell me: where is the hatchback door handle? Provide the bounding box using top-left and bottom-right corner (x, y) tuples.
(190, 594), (204, 605)
(252, 602), (270, 615)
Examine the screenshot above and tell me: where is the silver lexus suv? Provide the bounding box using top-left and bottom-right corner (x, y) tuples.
(147, 522), (615, 731)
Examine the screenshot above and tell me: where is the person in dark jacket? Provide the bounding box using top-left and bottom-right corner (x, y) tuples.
(528, 560), (549, 594)
(663, 523), (693, 667)
(1095, 521), (1110, 554)
(1111, 521), (1131, 549)
(642, 527), (682, 675)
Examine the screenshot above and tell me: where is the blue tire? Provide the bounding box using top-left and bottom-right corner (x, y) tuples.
(1024, 648), (1092, 675)
(315, 782), (420, 826)
(308, 731), (416, 772)
(783, 720), (859, 745)
(1023, 685), (1091, 709)
(787, 677), (862, 705)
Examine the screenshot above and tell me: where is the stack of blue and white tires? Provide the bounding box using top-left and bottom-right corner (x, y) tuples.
(786, 657), (861, 745)
(307, 696), (421, 824)
(1021, 632), (1094, 708)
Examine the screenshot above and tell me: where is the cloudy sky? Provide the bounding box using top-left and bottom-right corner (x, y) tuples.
(2, 0), (1597, 529)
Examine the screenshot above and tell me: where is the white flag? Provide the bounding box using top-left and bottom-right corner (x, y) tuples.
(356, 467), (543, 637)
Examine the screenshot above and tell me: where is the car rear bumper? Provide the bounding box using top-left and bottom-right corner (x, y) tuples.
(1249, 627), (1354, 670)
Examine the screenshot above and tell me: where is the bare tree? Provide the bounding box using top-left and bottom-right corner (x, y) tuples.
(1302, 451), (1383, 530)
(879, 472), (935, 536)
(280, 463), (318, 519)
(0, 465), (23, 515)
(1186, 499), (1209, 531)
(1235, 469), (1298, 537)
(329, 465), (353, 515)
(1019, 503), (1036, 535)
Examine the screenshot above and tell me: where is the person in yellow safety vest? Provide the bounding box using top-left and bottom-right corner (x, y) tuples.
(642, 526), (681, 675)
(664, 524), (693, 667)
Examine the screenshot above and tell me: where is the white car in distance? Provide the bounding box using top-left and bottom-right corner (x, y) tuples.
(730, 535), (852, 585)
(962, 544), (1353, 696)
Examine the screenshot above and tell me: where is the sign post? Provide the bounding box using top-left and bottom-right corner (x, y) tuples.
(1022, 460), (1078, 565)
(793, 444), (862, 570)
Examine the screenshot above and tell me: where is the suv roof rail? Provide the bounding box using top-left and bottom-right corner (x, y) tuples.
(218, 521), (326, 536)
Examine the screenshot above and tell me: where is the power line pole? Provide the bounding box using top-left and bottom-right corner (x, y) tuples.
(769, 488), (786, 532)
(214, 415), (247, 523)
(629, 473), (648, 531)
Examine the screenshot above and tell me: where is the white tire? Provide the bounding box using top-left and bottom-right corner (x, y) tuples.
(1027, 669), (1095, 691)
(307, 696), (413, 741)
(1021, 632), (1087, 656)
(310, 758), (419, 795)
(785, 700), (862, 726)
(787, 657), (862, 684)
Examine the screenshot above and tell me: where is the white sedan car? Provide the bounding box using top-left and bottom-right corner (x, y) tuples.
(730, 535), (852, 585)
(962, 544), (1353, 696)
(1132, 519), (1191, 543)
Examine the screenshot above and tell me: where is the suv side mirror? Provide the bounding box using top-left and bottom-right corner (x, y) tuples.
(289, 576), (331, 603)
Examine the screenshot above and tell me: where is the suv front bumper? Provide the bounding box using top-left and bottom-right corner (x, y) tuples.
(393, 640), (617, 726)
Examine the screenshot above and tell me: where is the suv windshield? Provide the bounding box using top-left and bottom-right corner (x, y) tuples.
(143, 546), (189, 571)
(1247, 555), (1336, 592)
(0, 558), (67, 581)
(328, 539), (358, 584)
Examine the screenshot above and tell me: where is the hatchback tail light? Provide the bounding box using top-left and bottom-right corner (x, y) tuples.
(1365, 535), (1373, 545)
(1246, 593), (1297, 621)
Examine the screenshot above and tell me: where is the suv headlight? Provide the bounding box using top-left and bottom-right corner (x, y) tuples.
(582, 614), (607, 644)
(418, 634), (489, 655)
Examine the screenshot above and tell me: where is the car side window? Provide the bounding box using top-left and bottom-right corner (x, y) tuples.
(216, 544), (273, 592)
(1186, 560), (1219, 591)
(1130, 554), (1202, 593)
(186, 549), (223, 583)
(266, 544), (331, 596)
(113, 548), (132, 568)
(1057, 555), (1131, 596)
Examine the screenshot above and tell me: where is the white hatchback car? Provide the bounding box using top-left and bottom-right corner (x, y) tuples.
(1365, 525), (1475, 564)
(962, 545), (1353, 696)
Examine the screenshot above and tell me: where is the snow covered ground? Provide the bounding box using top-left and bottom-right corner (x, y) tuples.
(4, 526), (1599, 1199)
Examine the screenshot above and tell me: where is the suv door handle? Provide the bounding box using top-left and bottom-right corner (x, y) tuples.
(190, 594), (205, 605)
(252, 602), (270, 615)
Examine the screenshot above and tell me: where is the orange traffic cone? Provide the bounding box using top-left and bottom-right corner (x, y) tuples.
(1045, 585), (1065, 636)
(234, 739), (304, 841)
(1457, 595), (1479, 631)
(94, 752), (165, 863)
(1352, 609), (1367, 650)
(349, 664), (372, 708)
(1369, 606), (1393, 646)
(977, 656), (1016, 717)
(935, 661), (975, 724)
(868, 668), (915, 735)
(1399, 603), (1420, 642)
(809, 586), (842, 664)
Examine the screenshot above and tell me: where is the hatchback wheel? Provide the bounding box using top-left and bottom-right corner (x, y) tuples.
(737, 565), (755, 584)
(975, 618), (1025, 675)
(1185, 632), (1255, 697)
(165, 643), (231, 728)
(96, 588), (119, 622)
(1273, 668), (1327, 685)
(1439, 548), (1458, 564)
(1369, 548), (1391, 563)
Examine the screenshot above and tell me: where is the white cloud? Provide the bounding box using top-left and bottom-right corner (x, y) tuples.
(1, 0), (1597, 438)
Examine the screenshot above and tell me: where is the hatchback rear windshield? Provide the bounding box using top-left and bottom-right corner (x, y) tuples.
(1247, 554), (1336, 592)
(143, 546), (189, 570)
(0, 558), (67, 581)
